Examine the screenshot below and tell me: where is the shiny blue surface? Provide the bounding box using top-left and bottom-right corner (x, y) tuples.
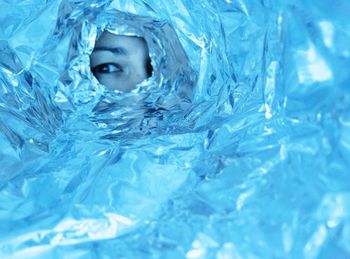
(1, 0), (350, 258)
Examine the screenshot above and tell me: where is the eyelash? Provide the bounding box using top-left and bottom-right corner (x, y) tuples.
(91, 63), (123, 74)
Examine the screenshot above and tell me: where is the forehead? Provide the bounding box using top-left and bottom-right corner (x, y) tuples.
(95, 31), (148, 54)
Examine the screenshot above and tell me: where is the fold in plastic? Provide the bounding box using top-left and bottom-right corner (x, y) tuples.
(1, 0), (350, 258)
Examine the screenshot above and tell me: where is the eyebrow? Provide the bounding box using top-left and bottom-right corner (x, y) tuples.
(93, 46), (128, 55)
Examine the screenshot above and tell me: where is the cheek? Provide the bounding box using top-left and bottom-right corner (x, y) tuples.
(129, 52), (149, 81)
(131, 64), (148, 83)
(98, 74), (138, 92)
(96, 74), (122, 89)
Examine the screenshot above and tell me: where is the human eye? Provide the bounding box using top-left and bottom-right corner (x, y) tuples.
(91, 63), (123, 74)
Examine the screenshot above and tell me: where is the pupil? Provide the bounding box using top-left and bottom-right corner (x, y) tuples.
(101, 64), (110, 72)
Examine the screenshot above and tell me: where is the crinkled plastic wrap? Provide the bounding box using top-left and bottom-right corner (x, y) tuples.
(1, 0), (350, 258)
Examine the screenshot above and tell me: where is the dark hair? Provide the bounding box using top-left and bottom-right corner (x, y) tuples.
(145, 55), (152, 77)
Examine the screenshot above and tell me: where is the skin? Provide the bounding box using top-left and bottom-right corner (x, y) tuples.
(90, 31), (151, 92)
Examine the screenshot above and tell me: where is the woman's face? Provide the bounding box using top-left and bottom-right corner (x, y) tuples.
(90, 31), (151, 92)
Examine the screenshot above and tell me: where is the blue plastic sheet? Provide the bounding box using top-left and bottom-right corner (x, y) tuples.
(1, 0), (350, 258)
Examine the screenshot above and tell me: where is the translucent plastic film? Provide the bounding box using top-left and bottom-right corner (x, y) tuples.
(1, 0), (350, 258)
